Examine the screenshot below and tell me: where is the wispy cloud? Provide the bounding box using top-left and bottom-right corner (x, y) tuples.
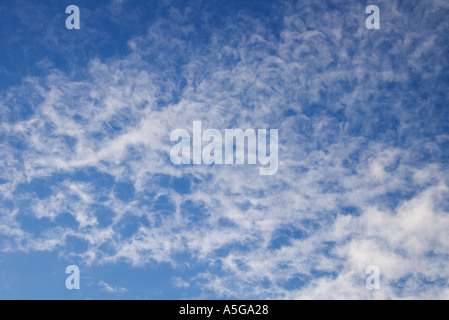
(0, 0), (448, 299)
(98, 280), (128, 294)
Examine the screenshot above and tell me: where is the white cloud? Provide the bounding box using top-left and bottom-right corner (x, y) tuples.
(0, 0), (448, 299)
(98, 280), (128, 294)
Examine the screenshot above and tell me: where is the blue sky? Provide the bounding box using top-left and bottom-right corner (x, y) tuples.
(1, 0), (449, 299)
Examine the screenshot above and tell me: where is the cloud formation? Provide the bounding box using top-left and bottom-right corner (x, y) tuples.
(0, 0), (448, 298)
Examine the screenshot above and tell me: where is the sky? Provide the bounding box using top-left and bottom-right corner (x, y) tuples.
(0, 0), (449, 299)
